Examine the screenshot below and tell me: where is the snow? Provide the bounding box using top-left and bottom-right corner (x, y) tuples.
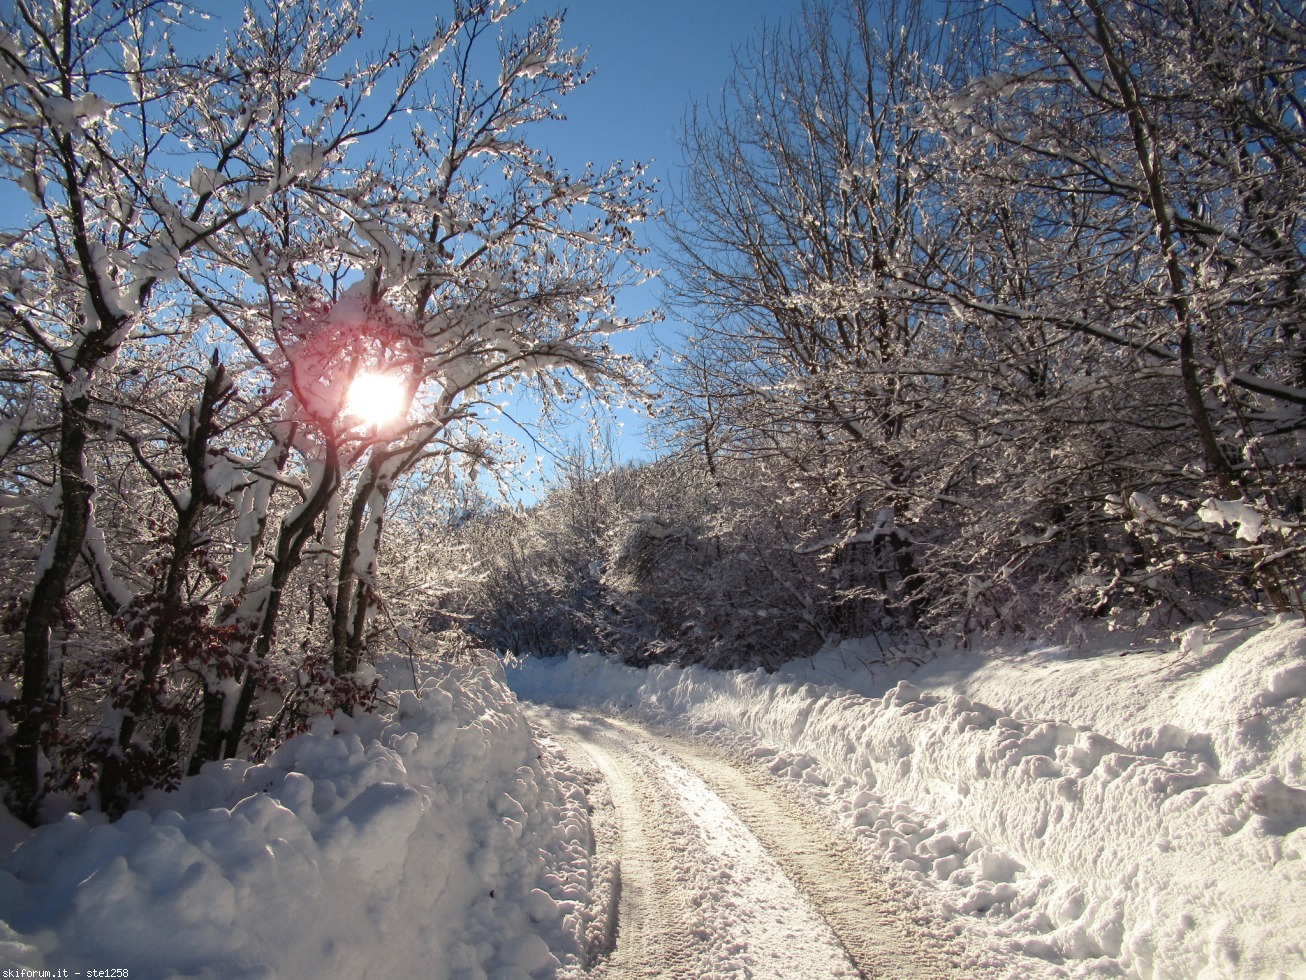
(83, 502), (133, 610)
(0, 658), (599, 979)
(2, 616), (1304, 978)
(509, 616), (1306, 978)
(1197, 497), (1283, 544)
(189, 164), (223, 197)
(286, 143), (327, 179)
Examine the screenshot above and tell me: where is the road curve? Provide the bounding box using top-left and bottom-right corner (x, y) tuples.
(530, 707), (962, 979)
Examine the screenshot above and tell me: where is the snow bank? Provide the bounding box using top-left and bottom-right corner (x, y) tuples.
(0, 658), (599, 979)
(509, 617), (1306, 979)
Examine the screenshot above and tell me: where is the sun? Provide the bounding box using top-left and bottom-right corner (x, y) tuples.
(344, 371), (408, 427)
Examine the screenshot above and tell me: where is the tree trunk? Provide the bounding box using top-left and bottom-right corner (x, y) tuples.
(189, 452), (341, 771)
(11, 396), (93, 821)
(1086, 0), (1239, 495)
(101, 362), (228, 813)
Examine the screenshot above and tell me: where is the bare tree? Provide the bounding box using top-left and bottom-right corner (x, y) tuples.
(926, 0), (1306, 615)
(663, 0), (981, 631)
(663, 0), (1306, 641)
(0, 0), (652, 820)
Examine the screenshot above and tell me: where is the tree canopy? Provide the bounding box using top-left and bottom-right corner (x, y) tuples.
(0, 0), (652, 822)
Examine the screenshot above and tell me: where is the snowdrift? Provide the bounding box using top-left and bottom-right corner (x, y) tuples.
(0, 659), (598, 979)
(510, 616), (1306, 979)
(4, 617), (1302, 978)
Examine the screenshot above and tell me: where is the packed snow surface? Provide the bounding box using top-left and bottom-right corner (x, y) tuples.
(534, 708), (956, 978)
(510, 615), (1306, 979)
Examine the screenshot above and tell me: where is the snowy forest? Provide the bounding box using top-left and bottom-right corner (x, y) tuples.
(436, 0), (1306, 664)
(2, 0), (1304, 838)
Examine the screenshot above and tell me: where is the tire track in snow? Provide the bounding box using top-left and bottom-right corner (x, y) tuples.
(618, 718), (964, 979)
(533, 708), (960, 979)
(558, 712), (704, 978)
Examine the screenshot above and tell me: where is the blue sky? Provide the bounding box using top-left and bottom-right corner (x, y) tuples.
(484, 0), (804, 484)
(535, 0), (802, 465)
(532, 0), (801, 171)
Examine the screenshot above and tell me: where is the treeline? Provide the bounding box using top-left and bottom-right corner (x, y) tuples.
(446, 0), (1306, 663)
(662, 0), (1306, 635)
(430, 451), (838, 670)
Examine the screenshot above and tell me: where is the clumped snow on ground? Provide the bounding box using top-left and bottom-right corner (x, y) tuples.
(2, 615), (1303, 978)
(509, 614), (1306, 979)
(0, 658), (600, 979)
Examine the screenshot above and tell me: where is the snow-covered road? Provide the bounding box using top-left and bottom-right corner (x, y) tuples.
(511, 622), (1306, 978)
(8, 623), (1304, 978)
(532, 707), (961, 979)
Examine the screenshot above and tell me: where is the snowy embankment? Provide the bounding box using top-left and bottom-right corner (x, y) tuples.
(510, 616), (1306, 979)
(0, 659), (599, 979)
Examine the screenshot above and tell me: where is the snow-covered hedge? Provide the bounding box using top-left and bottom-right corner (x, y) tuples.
(0, 659), (597, 979)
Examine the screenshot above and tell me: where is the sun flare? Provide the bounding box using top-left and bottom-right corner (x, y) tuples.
(344, 371), (408, 427)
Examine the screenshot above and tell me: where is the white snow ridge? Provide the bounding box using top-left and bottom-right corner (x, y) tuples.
(0, 660), (597, 979)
